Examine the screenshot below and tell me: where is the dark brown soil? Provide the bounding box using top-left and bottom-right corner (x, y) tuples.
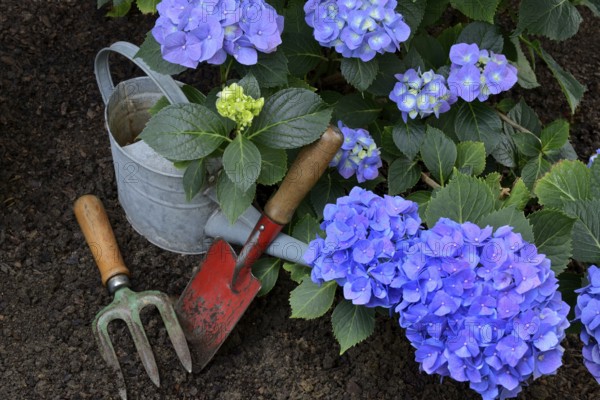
(1, 1), (600, 399)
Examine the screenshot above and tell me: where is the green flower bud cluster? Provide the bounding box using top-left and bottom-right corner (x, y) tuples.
(216, 83), (264, 130)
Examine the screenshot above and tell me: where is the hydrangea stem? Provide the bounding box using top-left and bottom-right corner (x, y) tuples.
(421, 172), (441, 189)
(496, 110), (542, 144)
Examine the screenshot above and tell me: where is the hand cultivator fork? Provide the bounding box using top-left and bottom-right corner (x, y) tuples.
(74, 195), (192, 400)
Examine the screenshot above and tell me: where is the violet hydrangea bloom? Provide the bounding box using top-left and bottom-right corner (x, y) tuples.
(303, 187), (421, 308)
(575, 265), (600, 383)
(303, 0), (410, 61)
(389, 68), (455, 123)
(396, 218), (570, 400)
(152, 0), (284, 67)
(329, 121), (382, 183)
(587, 149), (600, 168)
(447, 43), (518, 102)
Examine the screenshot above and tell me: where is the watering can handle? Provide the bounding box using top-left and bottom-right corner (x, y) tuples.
(94, 41), (188, 106)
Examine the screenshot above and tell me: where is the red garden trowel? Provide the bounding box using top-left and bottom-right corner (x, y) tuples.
(176, 126), (343, 370)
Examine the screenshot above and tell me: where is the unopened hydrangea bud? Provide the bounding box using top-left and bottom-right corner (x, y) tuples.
(216, 83), (264, 129)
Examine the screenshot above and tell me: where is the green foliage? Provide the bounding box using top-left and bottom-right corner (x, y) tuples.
(534, 160), (591, 208)
(420, 126), (457, 186)
(216, 172), (256, 223)
(222, 134), (262, 192)
(388, 157), (421, 195)
(450, 0), (501, 23)
(289, 280), (337, 319)
(564, 200), (600, 264)
(182, 159), (205, 201)
(248, 89), (332, 149)
(478, 206), (534, 243)
(391, 119), (426, 160)
(528, 210), (576, 274)
(331, 300), (376, 354)
(252, 257), (281, 297)
(140, 104), (230, 161)
(517, 0), (582, 41)
(455, 102), (502, 154)
(426, 173), (496, 227)
(456, 141), (486, 176)
(341, 58), (379, 92)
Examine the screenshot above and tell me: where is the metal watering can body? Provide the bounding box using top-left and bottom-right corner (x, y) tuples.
(95, 42), (217, 254)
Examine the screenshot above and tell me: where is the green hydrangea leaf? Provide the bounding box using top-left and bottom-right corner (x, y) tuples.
(455, 102), (502, 154)
(236, 51), (289, 88)
(293, 214), (323, 243)
(252, 257), (281, 297)
(564, 200), (600, 264)
(392, 119), (426, 160)
(528, 209), (576, 274)
(238, 73), (261, 99)
(256, 145), (287, 185)
(420, 126), (457, 186)
(341, 57), (379, 92)
(140, 103), (229, 161)
(290, 280), (337, 319)
(311, 174), (346, 219)
(450, 0), (501, 23)
(280, 33), (323, 77)
(388, 157), (421, 195)
(182, 159), (206, 202)
(456, 141), (486, 176)
(223, 134), (262, 192)
(283, 262), (312, 283)
(535, 160), (591, 208)
(522, 155), (552, 191)
(517, 0), (582, 41)
(333, 94), (382, 128)
(541, 120), (569, 153)
(331, 300), (376, 354)
(502, 178), (531, 211)
(136, 0), (159, 14)
(426, 173), (496, 227)
(216, 172), (256, 224)
(248, 88), (332, 149)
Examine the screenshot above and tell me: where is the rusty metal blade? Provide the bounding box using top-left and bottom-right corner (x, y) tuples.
(175, 239), (261, 370)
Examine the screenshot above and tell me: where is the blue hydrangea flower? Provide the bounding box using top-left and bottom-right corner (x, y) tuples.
(152, 0), (284, 67)
(575, 265), (600, 383)
(389, 69), (455, 123)
(447, 43), (518, 102)
(304, 0), (410, 61)
(396, 218), (570, 400)
(303, 187), (421, 308)
(329, 122), (382, 183)
(587, 149), (600, 168)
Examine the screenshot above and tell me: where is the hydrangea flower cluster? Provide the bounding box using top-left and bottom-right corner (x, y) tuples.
(587, 149), (600, 168)
(574, 265), (600, 383)
(216, 83), (264, 129)
(152, 0), (284, 68)
(303, 0), (411, 61)
(395, 218), (570, 400)
(304, 187), (421, 308)
(329, 122), (382, 183)
(447, 43), (518, 102)
(389, 68), (455, 123)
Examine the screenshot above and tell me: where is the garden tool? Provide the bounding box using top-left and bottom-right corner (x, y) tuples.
(176, 126), (343, 371)
(74, 195), (192, 400)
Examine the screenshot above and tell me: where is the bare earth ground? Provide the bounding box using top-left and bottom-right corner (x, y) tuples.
(1, 1), (600, 399)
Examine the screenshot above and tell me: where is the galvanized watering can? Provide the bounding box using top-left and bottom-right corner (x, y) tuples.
(94, 41), (217, 254)
(94, 41), (309, 263)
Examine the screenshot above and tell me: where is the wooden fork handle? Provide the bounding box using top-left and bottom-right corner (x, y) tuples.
(74, 195), (130, 286)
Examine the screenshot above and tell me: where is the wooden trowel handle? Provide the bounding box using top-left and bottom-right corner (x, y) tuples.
(74, 195), (130, 286)
(264, 126), (343, 225)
